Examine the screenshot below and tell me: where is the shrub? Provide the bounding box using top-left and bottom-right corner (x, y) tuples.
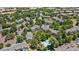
(0, 43), (4, 49)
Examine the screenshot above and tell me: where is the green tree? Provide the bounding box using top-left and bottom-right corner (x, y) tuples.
(65, 35), (73, 43)
(21, 28), (27, 40)
(50, 21), (60, 30)
(49, 36), (59, 48)
(16, 35), (24, 43)
(20, 24), (25, 29)
(47, 44), (55, 51)
(2, 23), (11, 29)
(2, 29), (10, 36)
(5, 33), (15, 42)
(77, 32), (79, 37)
(29, 39), (38, 50)
(10, 23), (17, 33)
(35, 17), (45, 25)
(0, 43), (4, 49)
(72, 34), (77, 40)
(34, 31), (50, 42)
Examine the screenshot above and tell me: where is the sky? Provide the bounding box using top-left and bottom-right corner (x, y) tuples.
(0, 0), (79, 7)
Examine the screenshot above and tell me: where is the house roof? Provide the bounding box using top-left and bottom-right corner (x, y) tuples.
(31, 25), (40, 31)
(53, 17), (64, 23)
(41, 24), (49, 31)
(75, 38), (79, 45)
(26, 32), (33, 40)
(0, 42), (28, 51)
(49, 28), (59, 34)
(66, 26), (79, 33)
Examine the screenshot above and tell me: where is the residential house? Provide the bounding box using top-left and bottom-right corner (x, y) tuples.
(26, 32), (33, 40)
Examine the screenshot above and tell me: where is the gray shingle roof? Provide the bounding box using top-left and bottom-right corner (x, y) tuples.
(26, 32), (33, 40)
(75, 38), (79, 45)
(53, 17), (64, 23)
(66, 26), (79, 33)
(31, 25), (40, 31)
(41, 24), (49, 31)
(49, 28), (59, 34)
(0, 42), (28, 51)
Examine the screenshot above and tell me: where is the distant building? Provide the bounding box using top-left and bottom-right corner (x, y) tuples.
(0, 8), (16, 14)
(0, 8), (5, 12)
